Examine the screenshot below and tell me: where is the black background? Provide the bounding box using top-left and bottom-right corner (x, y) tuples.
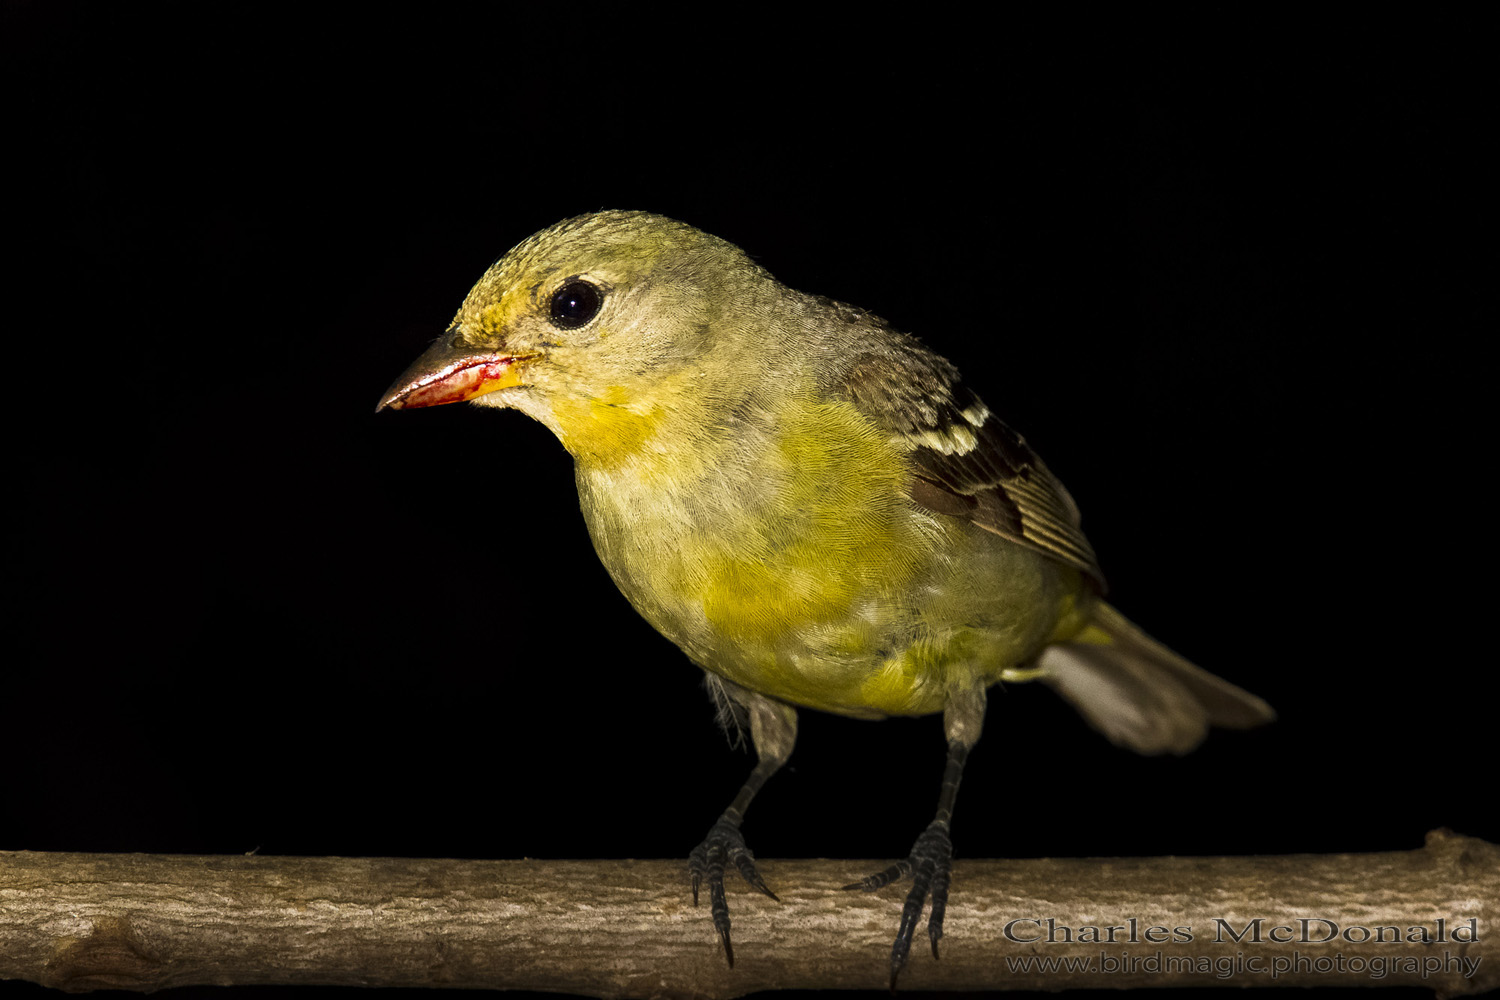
(5, 9), (1489, 1000)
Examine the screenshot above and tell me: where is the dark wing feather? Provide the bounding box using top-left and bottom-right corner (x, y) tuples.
(834, 345), (1105, 587)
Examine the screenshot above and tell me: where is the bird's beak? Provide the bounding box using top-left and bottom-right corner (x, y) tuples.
(376, 333), (540, 412)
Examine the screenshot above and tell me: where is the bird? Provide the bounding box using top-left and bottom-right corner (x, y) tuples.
(377, 210), (1274, 986)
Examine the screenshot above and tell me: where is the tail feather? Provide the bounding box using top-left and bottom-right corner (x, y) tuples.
(1038, 601), (1274, 755)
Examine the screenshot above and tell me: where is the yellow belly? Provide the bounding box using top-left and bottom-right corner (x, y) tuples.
(573, 393), (1089, 719)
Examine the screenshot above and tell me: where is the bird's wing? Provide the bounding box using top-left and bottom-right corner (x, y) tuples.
(834, 343), (1105, 587)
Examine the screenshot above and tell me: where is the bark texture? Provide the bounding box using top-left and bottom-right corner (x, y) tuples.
(0, 830), (1494, 997)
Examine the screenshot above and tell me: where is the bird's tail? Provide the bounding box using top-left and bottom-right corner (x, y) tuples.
(1037, 601), (1274, 755)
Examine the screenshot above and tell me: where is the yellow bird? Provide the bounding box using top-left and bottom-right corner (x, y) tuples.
(378, 211), (1273, 984)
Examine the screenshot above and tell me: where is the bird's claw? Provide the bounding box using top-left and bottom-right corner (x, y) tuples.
(846, 819), (954, 988)
(689, 815), (777, 967)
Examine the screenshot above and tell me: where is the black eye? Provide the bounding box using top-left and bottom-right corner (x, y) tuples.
(549, 280), (602, 329)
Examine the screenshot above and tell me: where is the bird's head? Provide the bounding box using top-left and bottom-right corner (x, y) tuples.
(378, 211), (778, 460)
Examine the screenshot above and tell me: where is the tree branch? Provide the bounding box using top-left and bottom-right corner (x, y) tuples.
(1, 830), (1493, 997)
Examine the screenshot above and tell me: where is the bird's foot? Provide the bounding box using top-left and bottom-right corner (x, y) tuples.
(688, 814), (778, 967)
(844, 818), (954, 989)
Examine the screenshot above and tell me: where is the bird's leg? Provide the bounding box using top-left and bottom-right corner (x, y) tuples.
(847, 685), (985, 988)
(689, 687), (797, 967)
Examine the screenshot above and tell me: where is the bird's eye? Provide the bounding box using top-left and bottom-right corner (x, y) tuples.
(549, 280), (603, 329)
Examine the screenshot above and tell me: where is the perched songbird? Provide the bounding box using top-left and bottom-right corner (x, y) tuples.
(378, 211), (1273, 984)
